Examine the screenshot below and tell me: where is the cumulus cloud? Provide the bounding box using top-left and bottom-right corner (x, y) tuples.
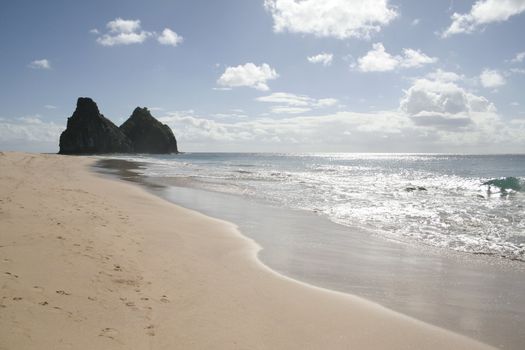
(256, 92), (338, 114)
(400, 48), (438, 68)
(157, 28), (183, 46)
(400, 70), (496, 131)
(357, 43), (437, 72)
(442, 0), (525, 37)
(217, 63), (279, 91)
(264, 0), (398, 39)
(95, 18), (183, 47)
(28, 59), (51, 70)
(96, 18), (152, 46)
(479, 69), (506, 88)
(307, 53), (333, 66)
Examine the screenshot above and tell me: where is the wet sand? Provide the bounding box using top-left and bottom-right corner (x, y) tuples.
(0, 153), (495, 349)
(96, 158), (525, 350)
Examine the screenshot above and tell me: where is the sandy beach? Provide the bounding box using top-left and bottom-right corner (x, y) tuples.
(0, 152), (495, 350)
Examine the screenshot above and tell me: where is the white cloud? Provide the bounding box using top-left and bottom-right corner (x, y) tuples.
(479, 69), (506, 88)
(317, 98), (339, 107)
(155, 75), (524, 152)
(157, 28), (183, 47)
(426, 69), (463, 82)
(217, 63), (279, 91)
(510, 51), (525, 63)
(89, 28), (100, 34)
(257, 92), (313, 106)
(442, 0), (525, 37)
(510, 68), (525, 74)
(108, 18), (141, 33)
(270, 106), (312, 114)
(396, 71), (525, 150)
(158, 109), (411, 151)
(28, 59), (51, 70)
(357, 43), (399, 72)
(307, 53), (333, 66)
(400, 48), (438, 68)
(357, 43), (437, 72)
(400, 73), (495, 116)
(411, 19), (420, 26)
(400, 70), (497, 132)
(96, 18), (152, 46)
(264, 0), (398, 39)
(212, 111), (248, 119)
(256, 92), (338, 114)
(0, 115), (64, 152)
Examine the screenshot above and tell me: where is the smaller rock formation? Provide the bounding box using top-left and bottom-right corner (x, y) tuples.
(59, 98), (132, 154)
(120, 107), (178, 154)
(405, 186), (427, 192)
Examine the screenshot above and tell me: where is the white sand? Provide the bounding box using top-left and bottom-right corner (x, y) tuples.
(0, 152), (495, 349)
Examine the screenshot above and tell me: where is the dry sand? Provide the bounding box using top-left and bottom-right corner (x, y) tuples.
(0, 152), (495, 349)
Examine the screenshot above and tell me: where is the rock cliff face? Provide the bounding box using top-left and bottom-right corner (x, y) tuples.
(120, 107), (178, 154)
(59, 98), (132, 154)
(59, 98), (178, 154)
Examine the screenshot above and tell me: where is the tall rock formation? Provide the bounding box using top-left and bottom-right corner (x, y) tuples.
(120, 107), (178, 154)
(59, 98), (132, 154)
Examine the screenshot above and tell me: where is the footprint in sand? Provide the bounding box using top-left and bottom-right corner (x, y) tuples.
(56, 290), (70, 296)
(39, 301), (48, 306)
(13, 297), (23, 301)
(160, 295), (170, 303)
(145, 325), (155, 336)
(99, 327), (119, 340)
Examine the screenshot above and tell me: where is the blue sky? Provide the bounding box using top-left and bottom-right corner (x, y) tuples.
(1, 0), (525, 153)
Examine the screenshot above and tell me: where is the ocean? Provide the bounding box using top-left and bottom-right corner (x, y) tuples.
(104, 153), (525, 262)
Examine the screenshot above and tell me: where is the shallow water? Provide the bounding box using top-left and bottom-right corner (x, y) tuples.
(102, 153), (525, 261)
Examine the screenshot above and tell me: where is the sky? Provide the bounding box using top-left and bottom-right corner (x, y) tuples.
(1, 0), (525, 153)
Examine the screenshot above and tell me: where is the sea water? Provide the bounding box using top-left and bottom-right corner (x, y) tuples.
(106, 153), (525, 262)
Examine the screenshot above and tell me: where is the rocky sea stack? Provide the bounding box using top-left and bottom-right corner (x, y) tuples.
(59, 97), (178, 154)
(120, 107), (178, 154)
(59, 98), (132, 154)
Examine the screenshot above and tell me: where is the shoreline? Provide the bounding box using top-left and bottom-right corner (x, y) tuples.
(0, 152), (495, 349)
(96, 157), (525, 350)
